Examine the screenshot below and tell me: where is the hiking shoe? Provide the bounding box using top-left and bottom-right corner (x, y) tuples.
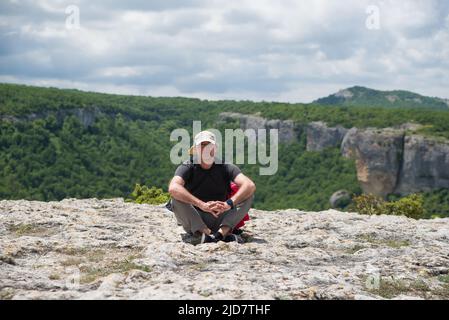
(200, 233), (218, 244)
(213, 232), (224, 241)
(223, 234), (243, 243)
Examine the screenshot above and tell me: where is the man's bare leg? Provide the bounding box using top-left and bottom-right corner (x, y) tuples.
(216, 195), (254, 239)
(200, 227), (212, 236)
(217, 226), (231, 237)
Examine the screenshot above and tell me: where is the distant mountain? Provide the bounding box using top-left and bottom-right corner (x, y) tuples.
(314, 86), (449, 110)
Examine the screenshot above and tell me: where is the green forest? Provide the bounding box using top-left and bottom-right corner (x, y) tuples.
(1, 83), (449, 218)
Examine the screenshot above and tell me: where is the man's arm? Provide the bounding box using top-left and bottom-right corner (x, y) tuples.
(168, 176), (219, 216)
(211, 173), (256, 214)
(229, 173), (256, 206)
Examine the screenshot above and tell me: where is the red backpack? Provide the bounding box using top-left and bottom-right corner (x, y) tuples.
(228, 182), (250, 231)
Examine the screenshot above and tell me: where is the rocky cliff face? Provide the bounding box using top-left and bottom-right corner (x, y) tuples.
(341, 127), (405, 198)
(306, 122), (348, 152)
(218, 112), (298, 143)
(341, 128), (449, 197)
(395, 135), (449, 194)
(1, 198), (449, 300)
(1, 108), (100, 128)
(219, 113), (449, 198)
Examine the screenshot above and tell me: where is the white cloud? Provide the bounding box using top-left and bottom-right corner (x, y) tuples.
(0, 0), (448, 102)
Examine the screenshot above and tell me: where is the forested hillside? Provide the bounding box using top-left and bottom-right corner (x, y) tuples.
(1, 83), (449, 217)
(314, 86), (449, 111)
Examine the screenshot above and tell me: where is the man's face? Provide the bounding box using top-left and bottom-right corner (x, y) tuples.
(196, 141), (216, 165)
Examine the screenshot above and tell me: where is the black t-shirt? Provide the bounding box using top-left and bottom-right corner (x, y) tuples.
(174, 158), (242, 202)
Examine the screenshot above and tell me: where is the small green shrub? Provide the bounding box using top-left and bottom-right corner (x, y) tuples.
(384, 194), (424, 219)
(351, 194), (385, 216)
(127, 184), (170, 205)
(351, 194), (424, 219)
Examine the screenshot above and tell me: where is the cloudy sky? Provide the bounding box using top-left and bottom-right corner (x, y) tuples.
(1, 0), (448, 102)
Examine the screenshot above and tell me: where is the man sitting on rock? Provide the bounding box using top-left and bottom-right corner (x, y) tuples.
(168, 130), (256, 244)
